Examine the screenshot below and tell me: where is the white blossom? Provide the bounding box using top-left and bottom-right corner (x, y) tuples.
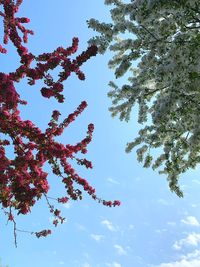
(88, 0), (200, 196)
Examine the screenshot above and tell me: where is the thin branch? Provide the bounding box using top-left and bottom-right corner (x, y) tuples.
(13, 219), (17, 248)
(16, 228), (34, 235)
(0, 11), (4, 17)
(140, 24), (160, 41)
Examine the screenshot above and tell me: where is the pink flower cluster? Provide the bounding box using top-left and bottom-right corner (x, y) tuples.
(0, 0), (120, 242)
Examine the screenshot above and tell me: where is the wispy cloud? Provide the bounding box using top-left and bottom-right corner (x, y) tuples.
(173, 233), (200, 250)
(158, 198), (171, 206)
(82, 263), (91, 267)
(58, 261), (65, 265)
(114, 244), (127, 255)
(106, 262), (122, 267)
(191, 204), (198, 208)
(181, 249), (200, 261)
(135, 176), (141, 182)
(90, 234), (104, 242)
(129, 224), (134, 230)
(155, 229), (167, 234)
(181, 216), (200, 227)
(155, 258), (200, 267)
(154, 249), (200, 267)
(167, 222), (176, 227)
(63, 202), (71, 209)
(192, 179), (200, 185)
(75, 223), (87, 231)
(107, 177), (120, 185)
(101, 220), (118, 232)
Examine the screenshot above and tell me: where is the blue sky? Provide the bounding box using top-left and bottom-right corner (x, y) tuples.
(1, 1), (200, 267)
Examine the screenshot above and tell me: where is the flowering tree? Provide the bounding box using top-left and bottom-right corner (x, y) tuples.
(0, 0), (120, 245)
(88, 0), (200, 197)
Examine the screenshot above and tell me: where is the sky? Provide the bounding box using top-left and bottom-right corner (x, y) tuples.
(1, 1), (200, 267)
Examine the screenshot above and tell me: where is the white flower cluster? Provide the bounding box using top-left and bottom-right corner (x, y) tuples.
(88, 0), (200, 196)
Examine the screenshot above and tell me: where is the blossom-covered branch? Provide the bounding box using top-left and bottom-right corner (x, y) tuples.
(0, 0), (120, 244)
(88, 0), (200, 196)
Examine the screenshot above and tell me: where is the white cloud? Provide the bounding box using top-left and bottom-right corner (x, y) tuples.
(63, 202), (71, 209)
(90, 234), (104, 242)
(158, 198), (171, 206)
(181, 249), (200, 260)
(191, 204), (198, 208)
(167, 222), (176, 227)
(82, 263), (91, 267)
(114, 244), (127, 255)
(192, 179), (200, 185)
(58, 261), (65, 265)
(154, 249), (200, 267)
(173, 233), (200, 250)
(101, 220), (118, 232)
(135, 176), (141, 182)
(107, 177), (120, 185)
(155, 259), (200, 267)
(129, 224), (135, 230)
(155, 229), (167, 234)
(106, 262), (122, 267)
(75, 223), (87, 231)
(181, 216), (200, 227)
